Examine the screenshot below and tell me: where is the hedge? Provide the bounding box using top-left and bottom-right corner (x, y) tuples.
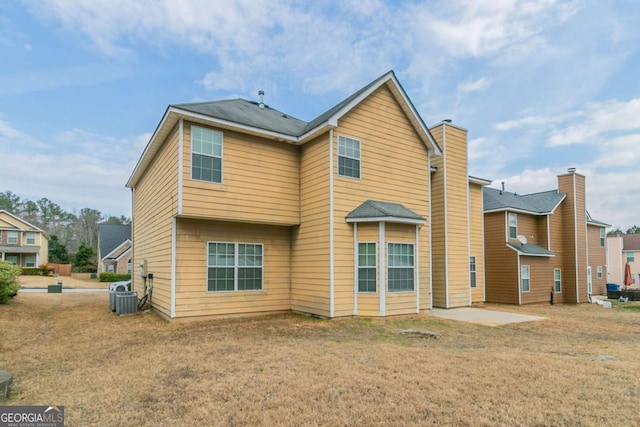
(0, 261), (21, 304)
(99, 273), (131, 283)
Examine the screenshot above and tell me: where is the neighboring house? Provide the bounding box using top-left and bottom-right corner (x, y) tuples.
(607, 233), (640, 288)
(483, 170), (609, 305)
(429, 121), (491, 308)
(97, 224), (132, 275)
(0, 210), (48, 268)
(127, 71), (454, 320)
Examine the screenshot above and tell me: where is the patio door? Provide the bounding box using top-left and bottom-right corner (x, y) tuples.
(587, 266), (592, 295)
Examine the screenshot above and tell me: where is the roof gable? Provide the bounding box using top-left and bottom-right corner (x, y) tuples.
(0, 210), (46, 234)
(99, 224), (132, 259)
(127, 70), (441, 188)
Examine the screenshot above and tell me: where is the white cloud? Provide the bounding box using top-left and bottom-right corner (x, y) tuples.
(457, 76), (492, 94)
(547, 99), (640, 146)
(0, 117), (143, 217)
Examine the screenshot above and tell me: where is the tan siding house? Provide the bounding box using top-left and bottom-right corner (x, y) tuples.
(607, 233), (640, 288)
(483, 170), (609, 305)
(429, 122), (490, 308)
(0, 210), (48, 268)
(127, 71), (447, 320)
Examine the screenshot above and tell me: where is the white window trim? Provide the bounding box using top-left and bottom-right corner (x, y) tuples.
(191, 125), (224, 184)
(387, 241), (415, 293)
(554, 268), (562, 293)
(469, 256), (477, 288)
(597, 266), (603, 279)
(508, 212), (517, 239)
(26, 232), (36, 245)
(627, 252), (635, 262)
(600, 228), (605, 247)
(206, 241), (264, 293)
(337, 135), (361, 180)
(357, 241), (377, 294)
(521, 265), (530, 293)
(7, 231), (18, 244)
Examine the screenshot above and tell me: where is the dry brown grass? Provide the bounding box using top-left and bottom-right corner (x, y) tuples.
(2, 294), (640, 426)
(18, 275), (103, 289)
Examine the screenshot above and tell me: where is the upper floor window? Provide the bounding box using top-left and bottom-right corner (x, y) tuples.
(26, 232), (36, 245)
(469, 256), (477, 288)
(7, 231), (18, 244)
(191, 125), (222, 183)
(627, 252), (635, 263)
(521, 265), (530, 292)
(338, 136), (361, 179)
(553, 268), (561, 293)
(387, 243), (414, 292)
(600, 228), (605, 247)
(508, 213), (517, 239)
(357, 242), (377, 293)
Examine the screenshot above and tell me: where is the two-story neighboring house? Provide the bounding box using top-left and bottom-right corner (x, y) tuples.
(607, 233), (640, 288)
(0, 210), (49, 268)
(483, 170), (609, 305)
(127, 71), (453, 320)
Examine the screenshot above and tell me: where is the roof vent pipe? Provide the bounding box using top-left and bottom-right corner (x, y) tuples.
(500, 181), (505, 195)
(567, 167), (576, 173)
(443, 119), (452, 123)
(258, 90), (265, 109)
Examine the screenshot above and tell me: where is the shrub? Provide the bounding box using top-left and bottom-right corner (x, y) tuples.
(99, 273), (131, 283)
(21, 268), (41, 276)
(0, 261), (21, 304)
(38, 264), (53, 276)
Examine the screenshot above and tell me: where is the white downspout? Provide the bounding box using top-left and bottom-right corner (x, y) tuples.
(329, 129), (335, 318)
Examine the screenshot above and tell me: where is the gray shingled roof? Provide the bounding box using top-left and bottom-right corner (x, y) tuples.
(507, 243), (555, 257)
(174, 99), (308, 136)
(99, 224), (131, 259)
(586, 211), (610, 227)
(346, 200), (425, 223)
(484, 187), (565, 214)
(623, 233), (640, 251)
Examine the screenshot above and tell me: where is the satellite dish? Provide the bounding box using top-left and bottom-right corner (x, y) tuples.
(516, 234), (528, 244)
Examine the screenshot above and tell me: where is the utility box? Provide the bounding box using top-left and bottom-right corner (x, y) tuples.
(115, 292), (138, 315)
(48, 284), (62, 293)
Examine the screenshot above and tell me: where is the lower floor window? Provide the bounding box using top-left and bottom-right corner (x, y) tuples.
(207, 242), (263, 292)
(521, 265), (530, 292)
(469, 256), (477, 288)
(554, 268), (561, 293)
(107, 264), (115, 272)
(388, 243), (414, 292)
(25, 256), (35, 268)
(358, 242), (377, 293)
(5, 255), (18, 265)
(597, 266), (602, 279)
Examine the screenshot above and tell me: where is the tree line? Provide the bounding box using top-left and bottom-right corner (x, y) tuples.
(607, 225), (640, 235)
(1, 190), (130, 270)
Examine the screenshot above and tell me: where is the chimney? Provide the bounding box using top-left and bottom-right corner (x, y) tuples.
(258, 90), (265, 109)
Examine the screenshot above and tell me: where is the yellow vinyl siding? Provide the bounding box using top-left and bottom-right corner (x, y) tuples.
(355, 223), (380, 316)
(132, 125), (179, 317)
(332, 84), (429, 316)
(174, 218), (290, 318)
(291, 135), (330, 317)
(469, 183), (485, 303)
(181, 122), (300, 226)
(429, 123), (470, 308)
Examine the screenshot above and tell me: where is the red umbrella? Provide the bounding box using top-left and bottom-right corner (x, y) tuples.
(624, 262), (632, 288)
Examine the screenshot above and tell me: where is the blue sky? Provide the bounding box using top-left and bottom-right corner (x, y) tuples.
(1, 0), (639, 229)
